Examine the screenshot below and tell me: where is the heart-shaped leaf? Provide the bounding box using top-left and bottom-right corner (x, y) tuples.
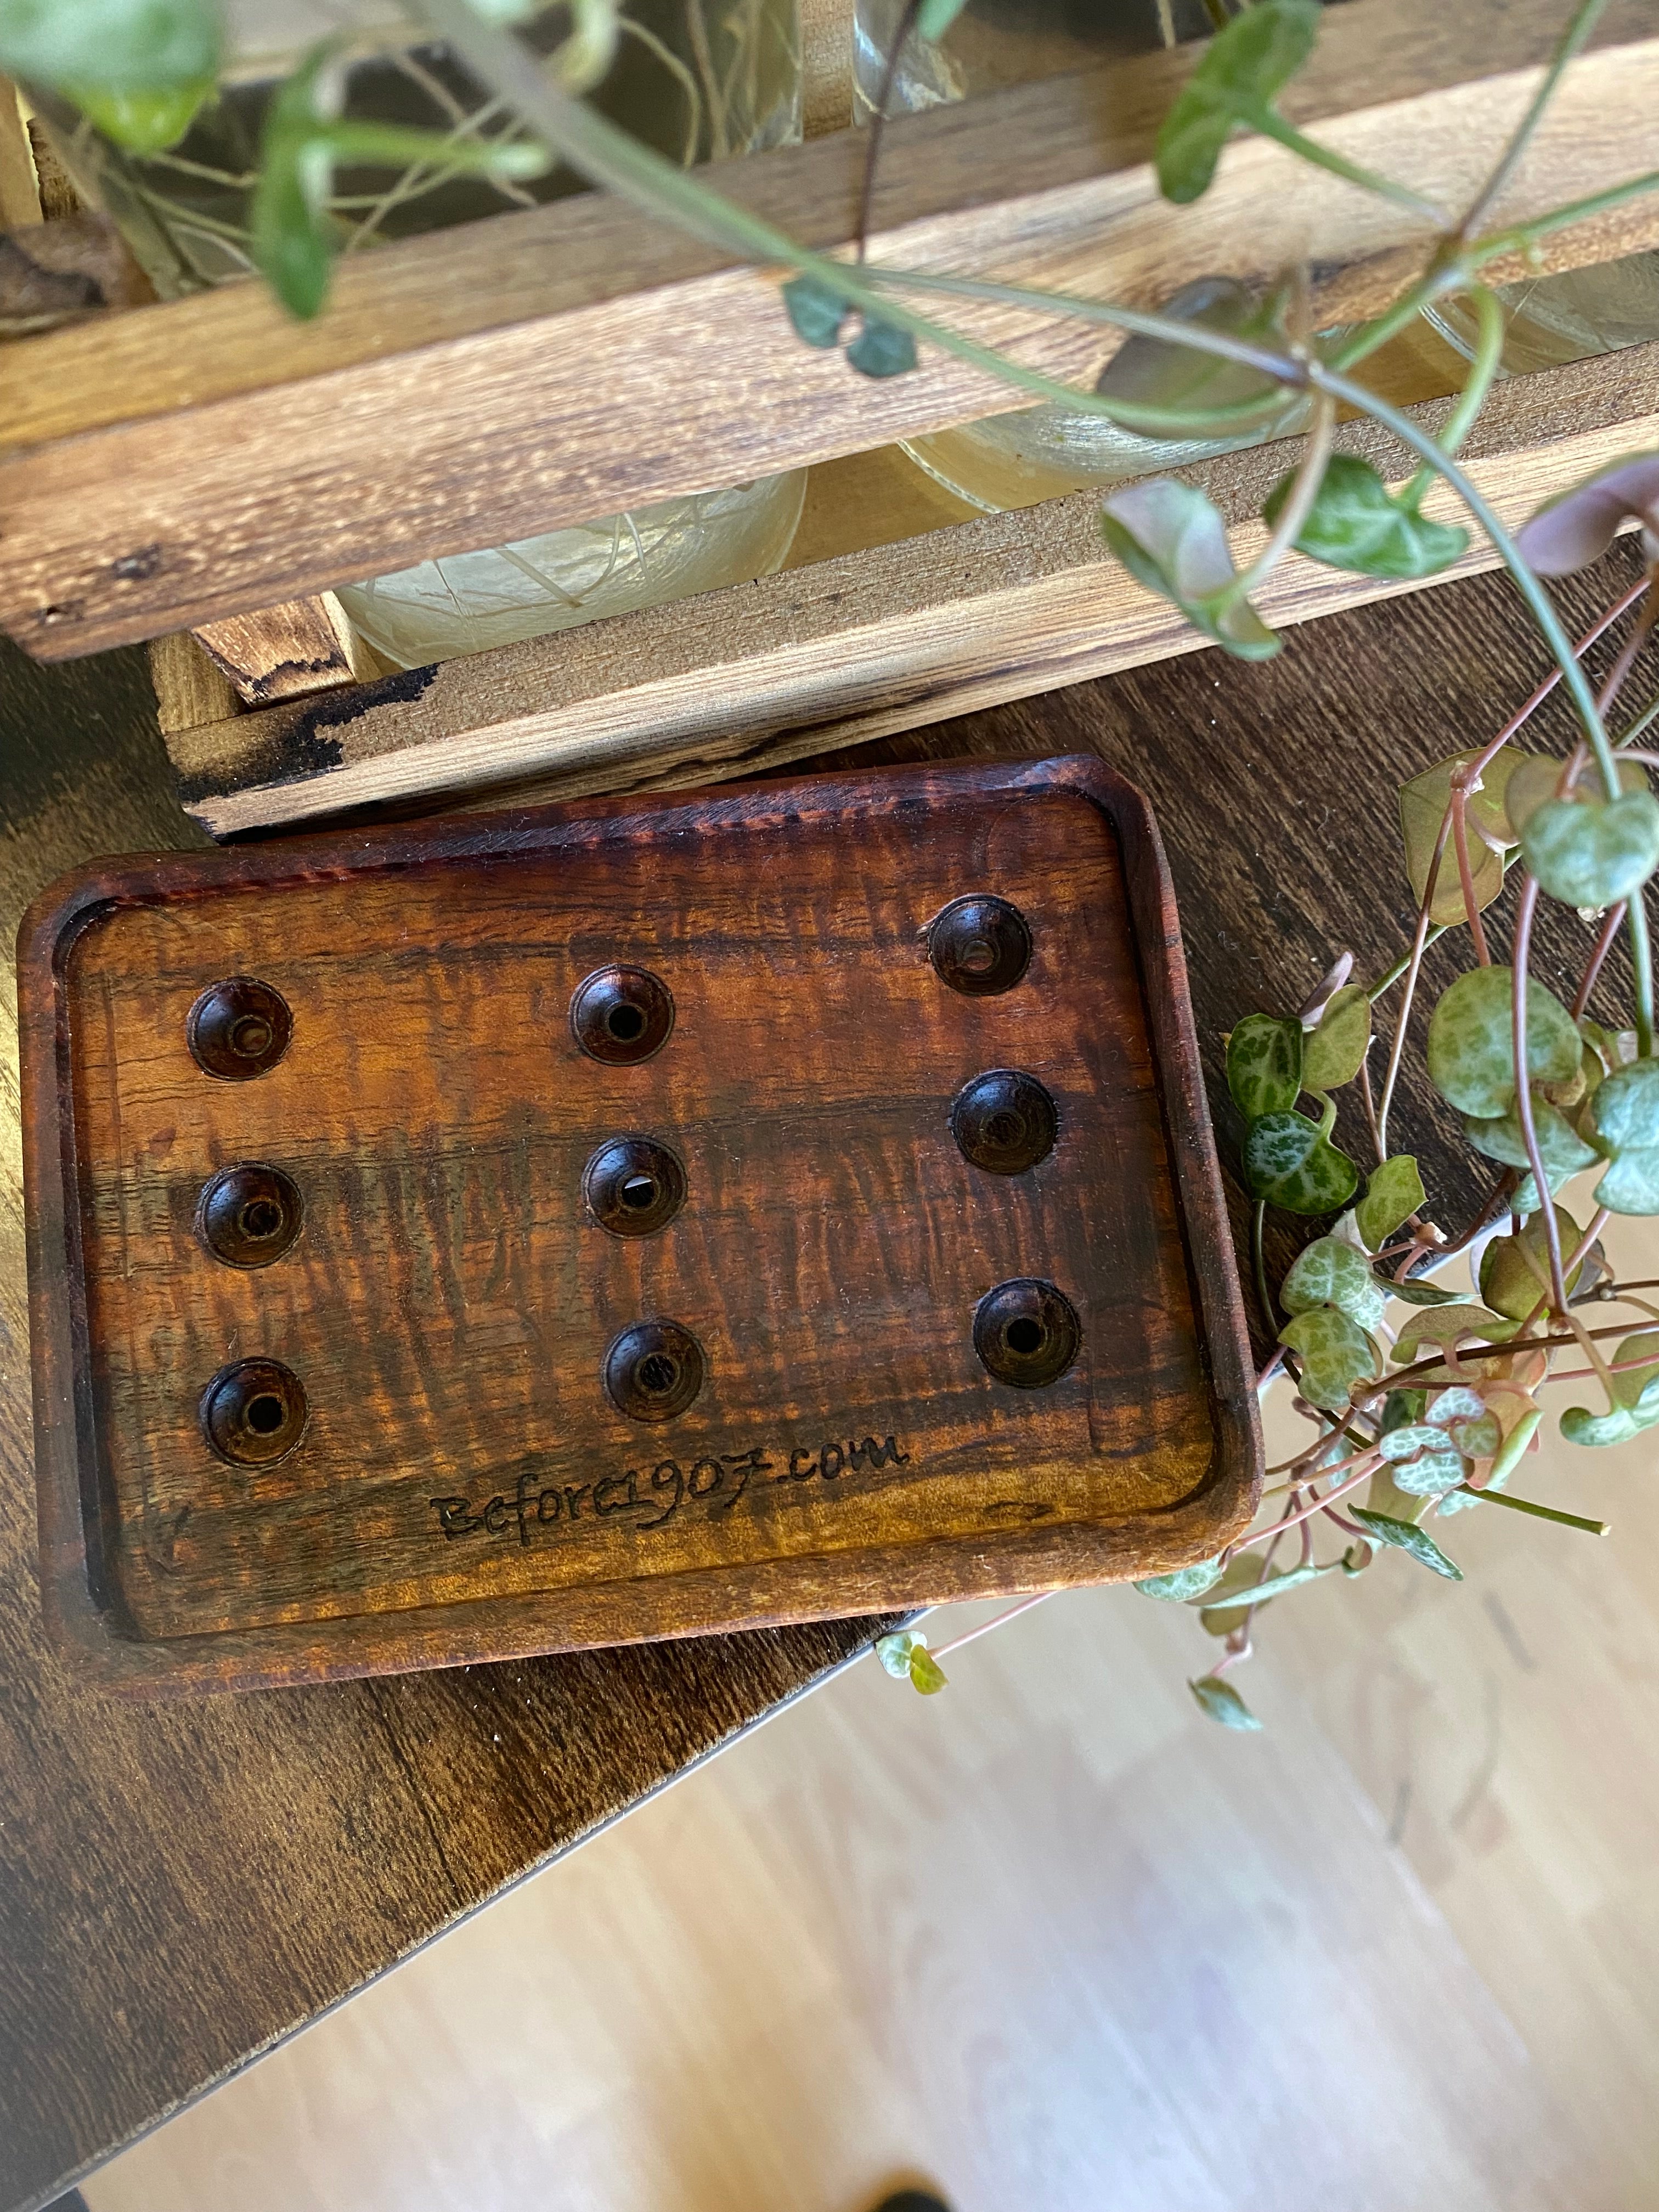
(1385, 1438), (1468, 1498)
(1426, 966), (1582, 1119)
(1464, 1096), (1600, 1182)
(907, 1642), (949, 1693)
(1101, 479), (1279, 660)
(1391, 1304), (1518, 1363)
(1263, 453), (1469, 580)
(1198, 1554), (1329, 1635)
(1356, 1154), (1425, 1250)
(1155, 0), (1322, 203)
(1189, 1675), (1263, 1729)
(1523, 791), (1659, 907)
(1135, 1555), (1226, 1601)
(1591, 1058), (1659, 1214)
(782, 272), (848, 349)
(1278, 1306), (1378, 1412)
(1561, 1327), (1659, 1447)
(1479, 1207), (1588, 1319)
(1349, 1507), (1463, 1578)
(1302, 983), (1372, 1091)
(1516, 452), (1659, 577)
(0, 0), (221, 104)
(67, 78), (214, 151)
(1094, 275), (1292, 433)
(1244, 1111), (1360, 1215)
(1279, 1235), (1389, 1330)
(847, 315), (917, 379)
(1398, 752), (1520, 926)
(1227, 1012), (1303, 1118)
(1384, 1273), (1464, 1307)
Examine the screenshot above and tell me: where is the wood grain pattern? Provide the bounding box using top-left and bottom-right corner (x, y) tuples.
(168, 339), (1659, 837)
(0, 214), (150, 338)
(3, 548), (1650, 2212)
(3, 0), (1657, 656)
(189, 593), (371, 706)
(21, 760), (1256, 1692)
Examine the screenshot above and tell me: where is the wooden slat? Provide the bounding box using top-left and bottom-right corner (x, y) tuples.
(190, 592), (375, 706)
(170, 339), (1659, 838)
(3, 0), (1658, 659)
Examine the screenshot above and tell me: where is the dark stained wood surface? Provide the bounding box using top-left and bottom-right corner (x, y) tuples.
(26, 761), (1254, 1692)
(2, 536), (1651, 2210)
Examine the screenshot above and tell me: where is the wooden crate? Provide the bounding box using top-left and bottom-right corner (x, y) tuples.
(3, 0), (1659, 833)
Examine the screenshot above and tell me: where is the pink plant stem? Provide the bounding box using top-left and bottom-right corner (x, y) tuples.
(929, 1589), (1054, 1660)
(1464, 578), (1649, 783)
(1232, 1462), (1379, 1553)
(1377, 820), (1452, 1154)
(1573, 900), (1628, 1019)
(1510, 874), (1568, 1313)
(1451, 789), (1491, 964)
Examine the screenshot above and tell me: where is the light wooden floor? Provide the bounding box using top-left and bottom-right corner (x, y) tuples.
(86, 1214), (1659, 2212)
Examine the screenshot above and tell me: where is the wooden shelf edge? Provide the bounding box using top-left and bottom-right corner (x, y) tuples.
(169, 341), (1659, 838)
(7, 0), (1659, 657)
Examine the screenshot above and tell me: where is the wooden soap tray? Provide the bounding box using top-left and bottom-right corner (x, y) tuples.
(19, 756), (1259, 1693)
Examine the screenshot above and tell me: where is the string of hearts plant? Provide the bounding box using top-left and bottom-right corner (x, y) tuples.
(15, 0), (1659, 1724)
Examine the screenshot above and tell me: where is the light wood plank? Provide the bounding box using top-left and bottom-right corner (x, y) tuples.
(190, 591), (374, 706)
(4, 0), (1658, 658)
(171, 340), (1659, 837)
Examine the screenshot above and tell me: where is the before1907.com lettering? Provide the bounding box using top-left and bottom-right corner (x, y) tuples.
(430, 1430), (910, 1549)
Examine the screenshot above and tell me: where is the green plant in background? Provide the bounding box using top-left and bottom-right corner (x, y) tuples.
(13, 0), (1659, 1725)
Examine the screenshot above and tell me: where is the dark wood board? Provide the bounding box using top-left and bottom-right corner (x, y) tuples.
(2, 538), (1651, 2212)
(20, 758), (1255, 1691)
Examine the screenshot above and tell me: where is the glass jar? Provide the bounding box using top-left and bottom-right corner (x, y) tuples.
(39, 1), (805, 662)
(1423, 257), (1659, 377)
(855, 0), (1319, 510)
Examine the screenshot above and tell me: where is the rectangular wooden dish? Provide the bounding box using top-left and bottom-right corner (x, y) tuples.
(19, 755), (1257, 1694)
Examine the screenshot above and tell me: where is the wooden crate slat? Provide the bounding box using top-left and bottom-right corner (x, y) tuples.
(3, 0), (1658, 659)
(169, 340), (1659, 838)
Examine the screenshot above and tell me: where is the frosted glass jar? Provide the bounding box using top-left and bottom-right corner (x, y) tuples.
(855, 0), (1327, 511)
(40, 2), (805, 662)
(336, 473), (808, 667)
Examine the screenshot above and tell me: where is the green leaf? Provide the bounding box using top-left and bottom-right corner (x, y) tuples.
(1280, 1235), (1389, 1329)
(1523, 791), (1659, 909)
(1479, 1208), (1587, 1320)
(1350, 1507), (1463, 1579)
(1278, 1306), (1378, 1412)
(874, 1629), (923, 1678)
(1135, 1555), (1226, 1601)
(907, 1643), (949, 1694)
(1391, 1304), (1517, 1362)
(1245, 1111), (1360, 1215)
(1189, 1674), (1263, 1729)
(67, 77), (212, 151)
(1155, 0), (1322, 204)
(1426, 966), (1582, 1119)
(1101, 479), (1280, 661)
(1384, 1273), (1464, 1307)
(1388, 1443), (1468, 1498)
(847, 315), (917, 379)
(1381, 1388), (1428, 1431)
(782, 273), (848, 350)
(1590, 1059), (1659, 1214)
(1356, 1154), (1425, 1250)
(1485, 1405), (1543, 1488)
(1236, 1560), (1335, 1606)
(1464, 1096), (1600, 1182)
(1398, 751), (1520, 927)
(917, 0), (971, 35)
(0, 0), (219, 98)
(1093, 275), (1293, 431)
(1302, 984), (1373, 1091)
(252, 143), (335, 321)
(1227, 1012), (1303, 1118)
(1367, 1462), (1432, 1526)
(1560, 1400), (1658, 1447)
(1264, 453), (1469, 580)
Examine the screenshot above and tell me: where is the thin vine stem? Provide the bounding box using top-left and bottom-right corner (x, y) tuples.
(1453, 0), (1612, 244)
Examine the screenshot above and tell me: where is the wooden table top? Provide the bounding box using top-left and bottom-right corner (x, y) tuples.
(1, 538), (1643, 2212)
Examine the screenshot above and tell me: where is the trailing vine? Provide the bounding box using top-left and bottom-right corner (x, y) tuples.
(15, 0), (1659, 1724)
